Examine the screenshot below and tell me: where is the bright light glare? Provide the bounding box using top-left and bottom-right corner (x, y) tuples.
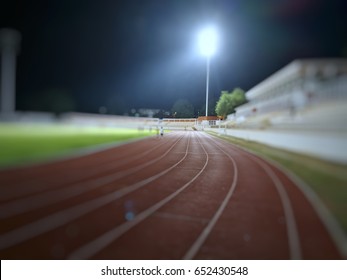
(198, 27), (218, 57)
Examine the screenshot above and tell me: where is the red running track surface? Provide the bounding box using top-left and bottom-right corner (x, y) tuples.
(0, 131), (344, 259)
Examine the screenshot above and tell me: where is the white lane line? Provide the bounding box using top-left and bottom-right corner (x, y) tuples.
(250, 156), (302, 259)
(67, 132), (209, 259)
(183, 133), (238, 260)
(206, 133), (302, 260)
(257, 156), (347, 259)
(0, 134), (185, 219)
(0, 134), (192, 250)
(209, 132), (347, 258)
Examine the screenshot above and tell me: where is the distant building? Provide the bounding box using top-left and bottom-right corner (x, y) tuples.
(232, 58), (347, 122)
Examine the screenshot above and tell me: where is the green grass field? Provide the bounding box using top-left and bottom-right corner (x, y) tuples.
(0, 123), (155, 167)
(208, 131), (347, 235)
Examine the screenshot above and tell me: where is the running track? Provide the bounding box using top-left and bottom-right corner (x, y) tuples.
(0, 131), (344, 259)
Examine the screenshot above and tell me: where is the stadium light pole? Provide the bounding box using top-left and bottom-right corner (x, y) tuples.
(198, 26), (217, 116)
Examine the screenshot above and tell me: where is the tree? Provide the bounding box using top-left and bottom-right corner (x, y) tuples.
(171, 99), (194, 118)
(215, 88), (247, 119)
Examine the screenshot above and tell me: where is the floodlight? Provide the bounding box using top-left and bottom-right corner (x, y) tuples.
(198, 27), (218, 57)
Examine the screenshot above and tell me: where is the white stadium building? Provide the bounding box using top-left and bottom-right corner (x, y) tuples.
(229, 59), (347, 131)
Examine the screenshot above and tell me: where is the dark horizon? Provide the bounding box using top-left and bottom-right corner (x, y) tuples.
(1, 0), (346, 115)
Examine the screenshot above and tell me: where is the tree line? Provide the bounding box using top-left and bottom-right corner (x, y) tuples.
(19, 87), (247, 118)
(170, 88), (247, 119)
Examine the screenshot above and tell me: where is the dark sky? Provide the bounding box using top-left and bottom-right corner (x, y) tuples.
(1, 0), (346, 115)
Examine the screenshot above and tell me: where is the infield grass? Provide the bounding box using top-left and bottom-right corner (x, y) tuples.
(208, 131), (347, 235)
(0, 123), (155, 167)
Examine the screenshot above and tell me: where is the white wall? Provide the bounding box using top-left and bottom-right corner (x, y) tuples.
(206, 127), (347, 164)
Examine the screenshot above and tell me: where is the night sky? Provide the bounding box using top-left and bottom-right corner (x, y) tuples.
(1, 0), (346, 115)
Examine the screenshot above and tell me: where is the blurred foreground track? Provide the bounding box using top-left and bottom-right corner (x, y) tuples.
(0, 131), (344, 259)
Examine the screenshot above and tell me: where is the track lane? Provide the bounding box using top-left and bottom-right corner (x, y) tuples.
(0, 133), (185, 218)
(182, 133), (238, 260)
(0, 132), (193, 257)
(197, 133), (342, 259)
(77, 132), (237, 259)
(0, 131), (343, 260)
(192, 134), (291, 259)
(266, 163), (342, 259)
(68, 131), (210, 259)
(0, 133), (183, 201)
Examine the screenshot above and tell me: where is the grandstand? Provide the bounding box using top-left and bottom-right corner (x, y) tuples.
(62, 113), (200, 131)
(161, 118), (197, 130)
(228, 59), (347, 131)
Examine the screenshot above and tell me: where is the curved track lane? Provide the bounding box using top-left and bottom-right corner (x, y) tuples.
(0, 131), (344, 259)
